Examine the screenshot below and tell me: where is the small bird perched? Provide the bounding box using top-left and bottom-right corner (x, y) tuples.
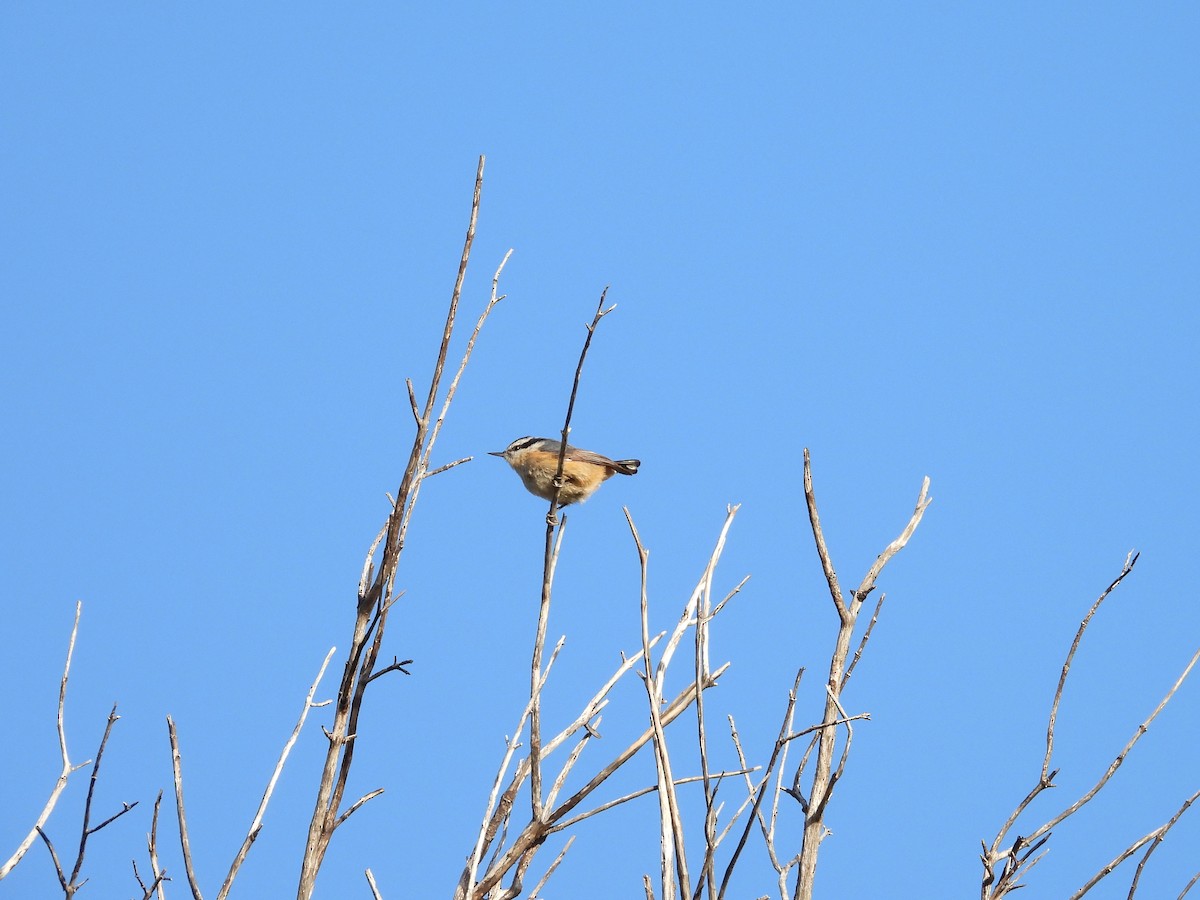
(489, 436), (640, 505)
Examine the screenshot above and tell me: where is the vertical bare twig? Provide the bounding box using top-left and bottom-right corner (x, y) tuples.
(629, 513), (688, 900)
(2, 602), (89, 881)
(531, 289), (615, 821)
(168, 716), (204, 900)
(298, 155), (507, 899)
(146, 791), (168, 900)
(694, 506), (739, 900)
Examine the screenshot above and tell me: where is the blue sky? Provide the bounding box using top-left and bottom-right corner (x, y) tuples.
(2, 4), (1198, 898)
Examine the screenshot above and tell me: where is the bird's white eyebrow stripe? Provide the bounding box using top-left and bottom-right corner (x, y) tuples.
(510, 437), (545, 452)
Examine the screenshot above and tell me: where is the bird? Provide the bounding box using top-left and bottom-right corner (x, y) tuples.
(489, 436), (640, 506)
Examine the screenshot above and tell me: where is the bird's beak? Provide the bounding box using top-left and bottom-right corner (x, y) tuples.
(487, 451), (506, 457)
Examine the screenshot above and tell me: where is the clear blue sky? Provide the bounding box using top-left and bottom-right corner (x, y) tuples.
(3, 5), (1198, 898)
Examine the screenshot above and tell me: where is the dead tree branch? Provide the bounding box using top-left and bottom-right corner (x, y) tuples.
(531, 289), (615, 824)
(297, 155), (508, 899)
(982, 552), (1200, 899)
(38, 703), (137, 898)
(458, 504), (741, 900)
(214, 647), (336, 899)
(2, 602), (90, 881)
(793, 451), (931, 900)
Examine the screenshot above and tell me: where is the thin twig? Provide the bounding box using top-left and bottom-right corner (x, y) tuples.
(529, 835), (575, 899)
(334, 789), (386, 829)
(532, 288), (615, 820)
(1126, 790), (1200, 897)
(1071, 789), (1200, 899)
(463, 640), (566, 897)
(1179, 869), (1200, 898)
(984, 635), (1200, 899)
(984, 553), (1146, 887)
(216, 648), (336, 899)
(802, 450), (846, 617)
(147, 790), (168, 900)
(1045, 551), (1140, 780)
(550, 770), (757, 833)
(1036, 647), (1200, 843)
(71, 705), (136, 888)
(630, 512), (689, 900)
(718, 671), (804, 900)
(471, 669), (730, 899)
(427, 457), (473, 478)
(365, 867), (383, 900)
(841, 593), (885, 689)
(36, 827), (68, 894)
(694, 505), (742, 900)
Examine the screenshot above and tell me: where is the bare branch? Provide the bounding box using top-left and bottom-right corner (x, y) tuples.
(1179, 870), (1200, 898)
(719, 671), (804, 900)
(852, 476), (932, 602)
(216, 648), (336, 900)
(365, 868), (383, 900)
(983, 553), (1187, 896)
(334, 789), (385, 828)
(427, 457), (473, 478)
(405, 378), (419, 425)
(532, 288), (615, 821)
(167, 716), (204, 900)
(301, 155), (501, 898)
(464, 639), (566, 896)
(2, 602), (89, 881)
(1035, 646), (1200, 843)
(470, 670), (730, 900)
(70, 705), (135, 887)
(529, 835), (575, 899)
(550, 770), (757, 833)
(630, 511), (689, 900)
(36, 827), (68, 894)
(1127, 790), (1200, 898)
(1070, 789), (1200, 899)
(802, 449), (846, 617)
(794, 454), (931, 900)
(1044, 551), (1140, 781)
(983, 555), (1199, 899)
(365, 657), (413, 685)
(841, 593), (885, 690)
(147, 791), (168, 900)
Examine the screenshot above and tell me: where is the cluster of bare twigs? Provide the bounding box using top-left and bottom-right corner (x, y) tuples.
(6, 157), (1197, 900)
(981, 551), (1200, 899)
(1, 604), (143, 897)
(451, 281), (935, 899)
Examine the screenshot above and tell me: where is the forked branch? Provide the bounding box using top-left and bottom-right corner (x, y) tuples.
(793, 451), (930, 900)
(982, 553), (1200, 899)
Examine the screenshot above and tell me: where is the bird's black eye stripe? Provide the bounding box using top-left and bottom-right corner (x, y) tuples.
(510, 437), (542, 452)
